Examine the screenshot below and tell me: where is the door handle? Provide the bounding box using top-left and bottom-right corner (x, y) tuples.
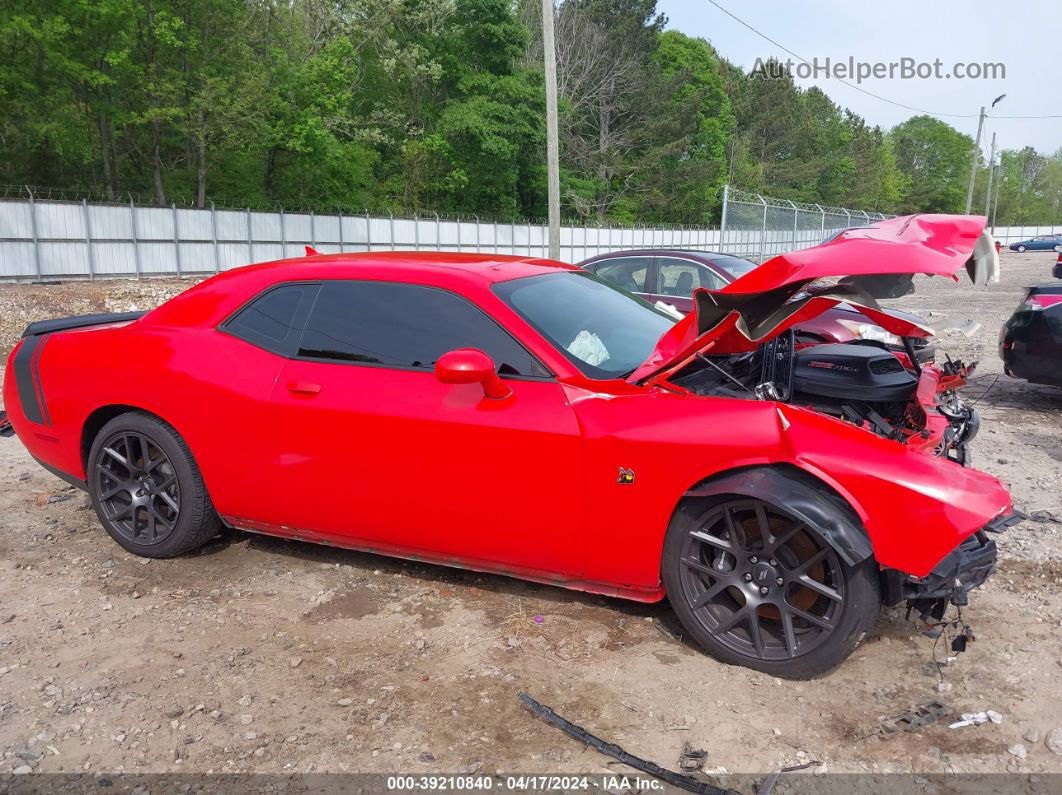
(287, 381), (321, 395)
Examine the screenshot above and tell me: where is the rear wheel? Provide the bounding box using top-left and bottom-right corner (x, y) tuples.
(662, 495), (880, 678)
(88, 412), (221, 558)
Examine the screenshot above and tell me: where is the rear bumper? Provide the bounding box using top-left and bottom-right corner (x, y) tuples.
(1000, 311), (1062, 387)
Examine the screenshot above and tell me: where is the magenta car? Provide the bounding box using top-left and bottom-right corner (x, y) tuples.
(577, 249), (935, 362)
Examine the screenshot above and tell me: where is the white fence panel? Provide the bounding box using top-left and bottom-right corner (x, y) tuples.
(2, 193), (1058, 281)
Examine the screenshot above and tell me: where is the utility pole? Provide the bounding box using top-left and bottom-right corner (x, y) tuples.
(983, 132), (997, 218)
(963, 106), (985, 214)
(992, 173), (1005, 233)
(541, 0), (561, 260)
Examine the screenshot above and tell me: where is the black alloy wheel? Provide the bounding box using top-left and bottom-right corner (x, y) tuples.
(95, 430), (181, 546)
(88, 412), (221, 558)
(663, 494), (880, 678)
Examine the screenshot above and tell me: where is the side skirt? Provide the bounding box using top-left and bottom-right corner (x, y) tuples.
(223, 516), (666, 604)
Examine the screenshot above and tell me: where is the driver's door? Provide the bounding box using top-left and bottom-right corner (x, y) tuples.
(266, 280), (586, 576)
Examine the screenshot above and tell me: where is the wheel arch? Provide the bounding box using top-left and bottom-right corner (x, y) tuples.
(81, 404), (181, 471)
(677, 463), (874, 567)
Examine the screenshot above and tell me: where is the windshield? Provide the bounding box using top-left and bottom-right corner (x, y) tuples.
(494, 271), (675, 379)
(704, 254), (759, 279)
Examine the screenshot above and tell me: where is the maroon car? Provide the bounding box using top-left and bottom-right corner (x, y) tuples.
(577, 249), (935, 361)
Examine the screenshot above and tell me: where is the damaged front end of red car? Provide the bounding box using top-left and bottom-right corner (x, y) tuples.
(884, 510), (1023, 624)
(632, 214), (1021, 622)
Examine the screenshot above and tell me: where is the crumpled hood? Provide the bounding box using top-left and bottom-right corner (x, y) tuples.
(628, 214), (997, 385)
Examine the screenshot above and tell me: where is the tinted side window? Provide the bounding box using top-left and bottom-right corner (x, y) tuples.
(298, 281), (540, 376)
(590, 257), (650, 292)
(225, 283), (318, 355)
(656, 257), (725, 295)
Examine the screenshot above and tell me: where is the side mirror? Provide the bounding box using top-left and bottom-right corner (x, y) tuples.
(434, 348), (512, 400)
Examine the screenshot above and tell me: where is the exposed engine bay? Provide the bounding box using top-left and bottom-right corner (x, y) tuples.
(669, 330), (980, 464)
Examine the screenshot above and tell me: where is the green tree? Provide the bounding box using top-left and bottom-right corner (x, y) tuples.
(890, 115), (973, 213)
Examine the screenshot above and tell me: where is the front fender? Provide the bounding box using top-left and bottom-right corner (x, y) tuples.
(685, 465), (874, 566)
(777, 405), (1012, 577)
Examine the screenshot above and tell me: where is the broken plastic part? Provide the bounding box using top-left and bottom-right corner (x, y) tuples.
(0, 411), (13, 438)
(678, 742), (708, 772)
(879, 701), (950, 735)
(517, 692), (726, 795)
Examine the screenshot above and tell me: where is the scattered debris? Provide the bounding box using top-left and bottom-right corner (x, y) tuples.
(874, 701), (950, 736)
(678, 742), (707, 772)
(949, 710), (1003, 729)
(942, 319), (982, 337)
(517, 692), (726, 795)
(756, 761), (822, 795)
(1008, 744), (1027, 759)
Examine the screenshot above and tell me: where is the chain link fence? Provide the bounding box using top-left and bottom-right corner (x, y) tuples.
(719, 186), (889, 262)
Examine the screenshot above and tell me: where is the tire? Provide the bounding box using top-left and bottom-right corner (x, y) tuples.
(1017, 245), (1027, 253)
(87, 411), (221, 558)
(662, 494), (881, 679)
(1054, 245), (1061, 253)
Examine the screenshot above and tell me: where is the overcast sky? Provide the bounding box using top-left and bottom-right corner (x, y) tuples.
(659, 0), (1061, 157)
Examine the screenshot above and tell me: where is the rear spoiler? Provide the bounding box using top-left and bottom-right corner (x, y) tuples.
(22, 311), (146, 338)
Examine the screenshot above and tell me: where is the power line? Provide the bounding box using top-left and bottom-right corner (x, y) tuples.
(704, 0), (980, 120)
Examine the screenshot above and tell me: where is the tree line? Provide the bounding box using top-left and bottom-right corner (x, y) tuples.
(2, 0), (1059, 225)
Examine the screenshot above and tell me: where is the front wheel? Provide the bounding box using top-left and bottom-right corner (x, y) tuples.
(1017, 245), (1027, 253)
(662, 496), (881, 678)
(88, 412), (221, 558)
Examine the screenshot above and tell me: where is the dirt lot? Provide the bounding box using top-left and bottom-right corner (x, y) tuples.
(1, 253), (1062, 785)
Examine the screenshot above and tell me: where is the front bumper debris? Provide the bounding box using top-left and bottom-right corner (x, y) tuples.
(882, 511), (1025, 619)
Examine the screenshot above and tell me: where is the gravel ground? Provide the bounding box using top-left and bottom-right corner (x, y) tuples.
(1, 254), (1061, 783)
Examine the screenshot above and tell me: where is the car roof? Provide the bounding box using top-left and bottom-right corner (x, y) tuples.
(235, 250), (579, 284)
(579, 249), (746, 264)
(144, 251), (581, 330)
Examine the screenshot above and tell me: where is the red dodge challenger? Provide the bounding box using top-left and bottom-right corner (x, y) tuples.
(0, 214), (1019, 678)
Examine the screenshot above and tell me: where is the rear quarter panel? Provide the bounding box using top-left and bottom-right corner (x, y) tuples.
(7, 321), (285, 521)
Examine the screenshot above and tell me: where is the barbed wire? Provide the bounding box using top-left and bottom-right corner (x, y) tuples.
(724, 187), (890, 220)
